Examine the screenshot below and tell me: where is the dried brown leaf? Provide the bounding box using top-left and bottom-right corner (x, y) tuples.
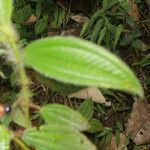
(126, 99), (150, 145)
(68, 87), (111, 106)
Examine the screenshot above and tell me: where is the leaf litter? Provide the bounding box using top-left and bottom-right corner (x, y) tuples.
(126, 99), (150, 145)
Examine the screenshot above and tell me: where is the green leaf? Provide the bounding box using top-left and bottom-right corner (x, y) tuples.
(80, 21), (89, 36)
(105, 0), (119, 10)
(115, 120), (123, 131)
(79, 99), (94, 120)
(22, 125), (96, 150)
(101, 89), (122, 104)
(126, 16), (135, 27)
(115, 129), (120, 147)
(35, 15), (48, 35)
(133, 54), (150, 67)
(97, 27), (107, 44)
(36, 2), (42, 19)
(51, 6), (59, 28)
(0, 0), (12, 25)
(98, 130), (112, 149)
(12, 4), (31, 23)
(102, 0), (109, 9)
(0, 125), (10, 150)
(11, 105), (28, 128)
(113, 24), (123, 50)
(40, 104), (90, 131)
(132, 40), (148, 51)
(88, 118), (103, 133)
(139, 56), (150, 67)
(133, 146), (142, 150)
(97, 127), (112, 137)
(15, 0), (26, 7)
(51, 6), (65, 29)
(81, 10), (101, 37)
(24, 36), (144, 97)
(105, 131), (113, 145)
(104, 17), (116, 34)
(104, 30), (111, 48)
(119, 0), (131, 12)
(57, 7), (65, 28)
(91, 19), (104, 42)
(98, 137), (106, 149)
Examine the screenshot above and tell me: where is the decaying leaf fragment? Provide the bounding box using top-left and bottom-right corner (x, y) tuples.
(128, 0), (140, 21)
(24, 14), (37, 25)
(68, 87), (111, 106)
(61, 27), (82, 36)
(70, 13), (89, 24)
(126, 100), (150, 145)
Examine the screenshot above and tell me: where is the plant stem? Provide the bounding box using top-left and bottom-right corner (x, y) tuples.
(8, 35), (31, 128)
(13, 137), (30, 150)
(0, 24), (31, 127)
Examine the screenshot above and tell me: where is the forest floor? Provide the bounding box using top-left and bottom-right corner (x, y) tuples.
(0, 0), (150, 150)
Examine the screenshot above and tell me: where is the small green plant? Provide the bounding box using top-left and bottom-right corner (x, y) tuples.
(81, 0), (130, 50)
(50, 5), (66, 29)
(12, 0), (66, 40)
(81, 0), (148, 52)
(133, 54), (150, 67)
(0, 0), (143, 150)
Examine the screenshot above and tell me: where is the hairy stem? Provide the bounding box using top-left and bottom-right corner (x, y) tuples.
(2, 25), (31, 128)
(10, 39), (30, 128)
(13, 138), (30, 150)
(0, 23), (31, 128)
